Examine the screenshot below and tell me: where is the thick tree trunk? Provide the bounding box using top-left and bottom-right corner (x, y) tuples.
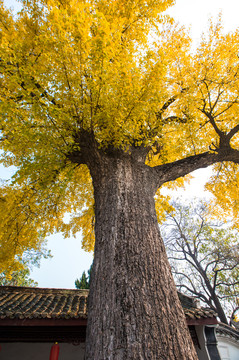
(85, 150), (198, 360)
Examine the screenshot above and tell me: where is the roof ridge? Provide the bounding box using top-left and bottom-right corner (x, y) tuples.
(0, 286), (89, 295)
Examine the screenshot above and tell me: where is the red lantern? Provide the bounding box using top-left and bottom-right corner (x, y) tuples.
(49, 343), (60, 360)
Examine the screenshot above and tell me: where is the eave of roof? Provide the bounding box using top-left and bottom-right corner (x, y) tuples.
(216, 322), (239, 342)
(0, 286), (217, 326)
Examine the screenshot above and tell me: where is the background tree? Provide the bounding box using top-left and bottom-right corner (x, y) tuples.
(0, 180), (54, 274)
(0, 267), (38, 287)
(0, 244), (50, 286)
(75, 265), (92, 289)
(162, 200), (239, 324)
(1, 0), (239, 358)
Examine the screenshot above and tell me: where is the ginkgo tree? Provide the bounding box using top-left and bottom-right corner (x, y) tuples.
(0, 0), (239, 358)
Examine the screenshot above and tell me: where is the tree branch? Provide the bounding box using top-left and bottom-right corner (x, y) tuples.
(227, 123), (239, 140)
(151, 148), (239, 189)
(200, 109), (224, 137)
(156, 88), (187, 120)
(176, 284), (212, 307)
(156, 94), (178, 119)
(217, 280), (239, 287)
(0, 59), (62, 108)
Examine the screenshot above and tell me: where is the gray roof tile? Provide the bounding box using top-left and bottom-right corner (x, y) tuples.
(0, 286), (216, 321)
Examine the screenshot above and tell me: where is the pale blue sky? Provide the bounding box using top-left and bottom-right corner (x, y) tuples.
(1, 0), (239, 288)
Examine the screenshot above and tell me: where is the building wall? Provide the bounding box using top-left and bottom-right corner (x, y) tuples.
(0, 342), (85, 360)
(194, 325), (211, 360)
(217, 336), (239, 360)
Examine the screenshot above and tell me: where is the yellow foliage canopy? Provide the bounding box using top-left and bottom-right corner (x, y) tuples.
(0, 0), (238, 273)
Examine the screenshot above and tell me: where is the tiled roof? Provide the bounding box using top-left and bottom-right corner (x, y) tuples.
(178, 292), (217, 320)
(0, 286), (88, 320)
(183, 307), (216, 320)
(216, 322), (239, 342)
(0, 286), (217, 321)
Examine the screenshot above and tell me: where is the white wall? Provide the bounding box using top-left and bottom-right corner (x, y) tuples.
(217, 337), (239, 360)
(0, 342), (85, 360)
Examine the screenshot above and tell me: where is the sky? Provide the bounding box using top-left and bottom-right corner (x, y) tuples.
(1, 0), (239, 288)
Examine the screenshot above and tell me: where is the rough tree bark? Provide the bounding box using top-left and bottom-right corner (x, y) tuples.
(66, 129), (239, 359)
(82, 145), (198, 360)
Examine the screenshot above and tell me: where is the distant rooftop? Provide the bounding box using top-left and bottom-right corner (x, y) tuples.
(216, 322), (239, 342)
